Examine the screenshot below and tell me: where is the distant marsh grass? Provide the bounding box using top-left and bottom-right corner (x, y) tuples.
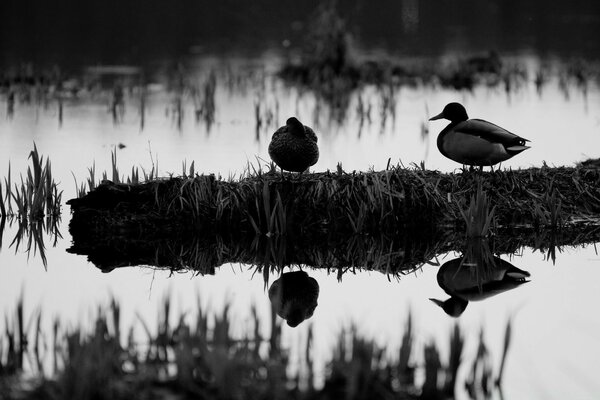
(2, 47), (597, 133)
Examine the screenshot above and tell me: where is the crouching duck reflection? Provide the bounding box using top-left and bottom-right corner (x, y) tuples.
(430, 242), (530, 317)
(268, 270), (319, 327)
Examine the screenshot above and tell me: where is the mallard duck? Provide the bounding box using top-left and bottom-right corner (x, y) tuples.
(268, 117), (319, 173)
(429, 102), (530, 167)
(430, 255), (530, 317)
(268, 270), (319, 327)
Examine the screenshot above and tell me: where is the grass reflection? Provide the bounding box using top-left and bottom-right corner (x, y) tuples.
(1, 52), (597, 134)
(0, 294), (513, 400)
(0, 145), (63, 268)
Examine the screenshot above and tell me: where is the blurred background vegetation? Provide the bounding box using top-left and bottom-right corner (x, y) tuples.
(1, 0), (599, 67)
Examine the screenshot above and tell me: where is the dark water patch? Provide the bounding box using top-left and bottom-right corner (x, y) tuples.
(2, 0), (600, 67)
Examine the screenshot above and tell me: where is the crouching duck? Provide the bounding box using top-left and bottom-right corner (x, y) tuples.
(429, 102), (530, 167)
(268, 270), (319, 327)
(268, 117), (319, 173)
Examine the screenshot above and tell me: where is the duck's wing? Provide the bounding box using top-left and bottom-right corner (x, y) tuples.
(271, 125), (288, 140)
(304, 126), (318, 143)
(456, 119), (529, 145)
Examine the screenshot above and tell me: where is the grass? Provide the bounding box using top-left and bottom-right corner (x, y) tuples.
(72, 147), (160, 198)
(0, 144), (62, 220)
(459, 180), (496, 238)
(0, 145), (63, 267)
(0, 295), (514, 400)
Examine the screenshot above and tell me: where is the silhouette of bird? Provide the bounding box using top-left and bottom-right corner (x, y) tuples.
(429, 102), (530, 167)
(268, 270), (319, 327)
(268, 117), (319, 173)
(430, 255), (530, 317)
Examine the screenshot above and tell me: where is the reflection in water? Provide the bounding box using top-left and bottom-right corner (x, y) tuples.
(0, 215), (61, 268)
(430, 240), (530, 317)
(268, 270), (319, 327)
(1, 54), (596, 138)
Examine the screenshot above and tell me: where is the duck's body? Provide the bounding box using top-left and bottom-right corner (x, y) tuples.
(430, 256), (530, 317)
(269, 117), (319, 173)
(430, 103), (530, 167)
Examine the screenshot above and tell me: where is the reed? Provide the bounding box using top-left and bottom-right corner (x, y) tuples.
(1, 145), (62, 220)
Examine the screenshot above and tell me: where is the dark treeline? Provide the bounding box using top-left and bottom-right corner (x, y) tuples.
(1, 0), (599, 67)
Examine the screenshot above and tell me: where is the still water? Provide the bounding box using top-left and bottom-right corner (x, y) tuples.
(1, 54), (600, 399)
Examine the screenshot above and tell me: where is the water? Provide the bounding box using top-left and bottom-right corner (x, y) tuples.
(2, 52), (600, 400)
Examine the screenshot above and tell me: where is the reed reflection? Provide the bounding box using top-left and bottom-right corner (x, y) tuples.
(268, 270), (319, 327)
(430, 239), (530, 317)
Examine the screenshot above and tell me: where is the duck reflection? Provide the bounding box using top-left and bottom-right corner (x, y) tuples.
(430, 240), (530, 317)
(269, 270), (319, 327)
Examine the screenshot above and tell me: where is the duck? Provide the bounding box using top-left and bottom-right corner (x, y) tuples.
(268, 117), (319, 173)
(268, 270), (319, 327)
(430, 255), (530, 317)
(429, 102), (530, 167)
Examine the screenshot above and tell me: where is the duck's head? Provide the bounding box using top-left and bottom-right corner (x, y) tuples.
(430, 297), (468, 317)
(286, 117), (305, 136)
(429, 102), (468, 123)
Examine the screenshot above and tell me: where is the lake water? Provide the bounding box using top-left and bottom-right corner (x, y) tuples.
(1, 51), (600, 399)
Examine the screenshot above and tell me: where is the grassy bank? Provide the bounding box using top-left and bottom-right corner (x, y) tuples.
(66, 161), (600, 273)
(68, 162), (600, 237)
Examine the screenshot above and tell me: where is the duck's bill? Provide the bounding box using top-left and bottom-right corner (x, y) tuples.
(429, 298), (445, 307)
(429, 112), (444, 121)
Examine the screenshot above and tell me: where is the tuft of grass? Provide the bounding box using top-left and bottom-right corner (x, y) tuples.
(2, 145), (62, 220)
(459, 181), (496, 238)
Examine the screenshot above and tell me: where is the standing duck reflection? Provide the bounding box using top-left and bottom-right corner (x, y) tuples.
(430, 240), (530, 317)
(269, 270), (319, 327)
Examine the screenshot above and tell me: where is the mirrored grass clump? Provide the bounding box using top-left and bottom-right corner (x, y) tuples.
(0, 144), (63, 267)
(0, 294), (514, 400)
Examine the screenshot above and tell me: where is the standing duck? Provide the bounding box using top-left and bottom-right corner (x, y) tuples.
(268, 117), (319, 173)
(430, 255), (530, 317)
(429, 102), (530, 167)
